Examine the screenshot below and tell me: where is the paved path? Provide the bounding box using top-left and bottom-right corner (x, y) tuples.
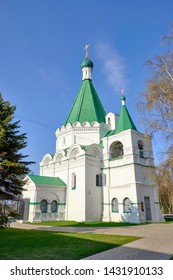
(11, 222), (173, 260)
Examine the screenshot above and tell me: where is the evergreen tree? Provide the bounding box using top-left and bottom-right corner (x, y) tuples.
(0, 93), (34, 228)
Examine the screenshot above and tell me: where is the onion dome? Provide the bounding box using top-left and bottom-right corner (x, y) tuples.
(80, 58), (93, 69)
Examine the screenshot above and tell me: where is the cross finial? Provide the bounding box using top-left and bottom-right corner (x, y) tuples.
(121, 88), (126, 105)
(84, 44), (90, 59)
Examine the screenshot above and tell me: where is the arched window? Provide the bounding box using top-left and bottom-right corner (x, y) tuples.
(110, 141), (124, 159)
(72, 173), (76, 189)
(138, 140), (144, 158)
(51, 200), (58, 213)
(108, 117), (111, 125)
(112, 198), (119, 212)
(123, 197), (131, 213)
(40, 199), (48, 213)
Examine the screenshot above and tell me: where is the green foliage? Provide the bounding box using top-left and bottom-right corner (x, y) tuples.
(0, 93), (34, 228)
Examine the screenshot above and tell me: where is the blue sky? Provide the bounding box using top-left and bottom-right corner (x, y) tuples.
(0, 0), (173, 174)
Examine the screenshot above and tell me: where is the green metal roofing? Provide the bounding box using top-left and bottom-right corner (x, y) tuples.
(80, 58), (93, 69)
(116, 104), (137, 133)
(28, 175), (67, 187)
(65, 79), (106, 125)
(106, 104), (137, 137)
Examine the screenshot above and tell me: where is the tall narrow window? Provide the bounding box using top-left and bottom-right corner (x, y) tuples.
(96, 174), (103, 186)
(123, 197), (131, 213)
(108, 117), (111, 125)
(72, 173), (76, 189)
(40, 199), (48, 213)
(51, 200), (58, 212)
(138, 140), (144, 158)
(112, 198), (119, 212)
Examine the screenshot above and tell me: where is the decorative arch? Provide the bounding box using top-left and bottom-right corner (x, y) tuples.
(54, 151), (64, 163)
(73, 122), (81, 127)
(110, 141), (124, 159)
(91, 121), (100, 127)
(87, 145), (102, 158)
(82, 121), (90, 127)
(67, 144), (83, 159)
(69, 148), (80, 158)
(66, 123), (72, 129)
(41, 154), (53, 166)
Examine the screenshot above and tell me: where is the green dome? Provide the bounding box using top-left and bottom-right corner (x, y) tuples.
(121, 95), (126, 101)
(80, 58), (93, 69)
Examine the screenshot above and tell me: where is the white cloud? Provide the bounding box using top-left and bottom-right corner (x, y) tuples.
(95, 42), (127, 93)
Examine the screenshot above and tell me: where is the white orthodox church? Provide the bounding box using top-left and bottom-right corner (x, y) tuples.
(21, 49), (163, 224)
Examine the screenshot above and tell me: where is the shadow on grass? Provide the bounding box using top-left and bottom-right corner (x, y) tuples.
(0, 228), (139, 260)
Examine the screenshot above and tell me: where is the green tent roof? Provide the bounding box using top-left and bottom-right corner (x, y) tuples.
(106, 104), (137, 137)
(65, 79), (106, 125)
(116, 104), (137, 133)
(28, 175), (67, 187)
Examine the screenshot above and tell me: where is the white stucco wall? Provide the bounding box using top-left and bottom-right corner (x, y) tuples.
(85, 155), (103, 221)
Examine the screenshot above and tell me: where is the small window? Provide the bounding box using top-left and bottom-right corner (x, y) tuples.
(112, 198), (119, 212)
(40, 199), (48, 213)
(51, 200), (58, 212)
(72, 173), (76, 189)
(96, 174), (106, 186)
(141, 201), (144, 212)
(63, 137), (66, 145)
(108, 117), (111, 125)
(123, 197), (131, 213)
(96, 174), (101, 186)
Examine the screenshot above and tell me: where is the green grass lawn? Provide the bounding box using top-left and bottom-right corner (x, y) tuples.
(28, 220), (141, 227)
(28, 220), (173, 227)
(0, 228), (140, 260)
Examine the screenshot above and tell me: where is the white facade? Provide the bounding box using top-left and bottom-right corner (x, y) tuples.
(22, 122), (163, 223)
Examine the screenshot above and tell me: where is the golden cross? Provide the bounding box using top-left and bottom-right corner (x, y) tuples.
(84, 44), (90, 58)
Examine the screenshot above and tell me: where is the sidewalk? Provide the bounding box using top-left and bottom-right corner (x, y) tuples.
(11, 222), (173, 260)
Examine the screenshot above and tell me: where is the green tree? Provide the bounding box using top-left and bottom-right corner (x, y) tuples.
(0, 93), (34, 228)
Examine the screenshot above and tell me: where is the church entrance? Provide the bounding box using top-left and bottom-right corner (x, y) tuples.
(144, 196), (152, 221)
